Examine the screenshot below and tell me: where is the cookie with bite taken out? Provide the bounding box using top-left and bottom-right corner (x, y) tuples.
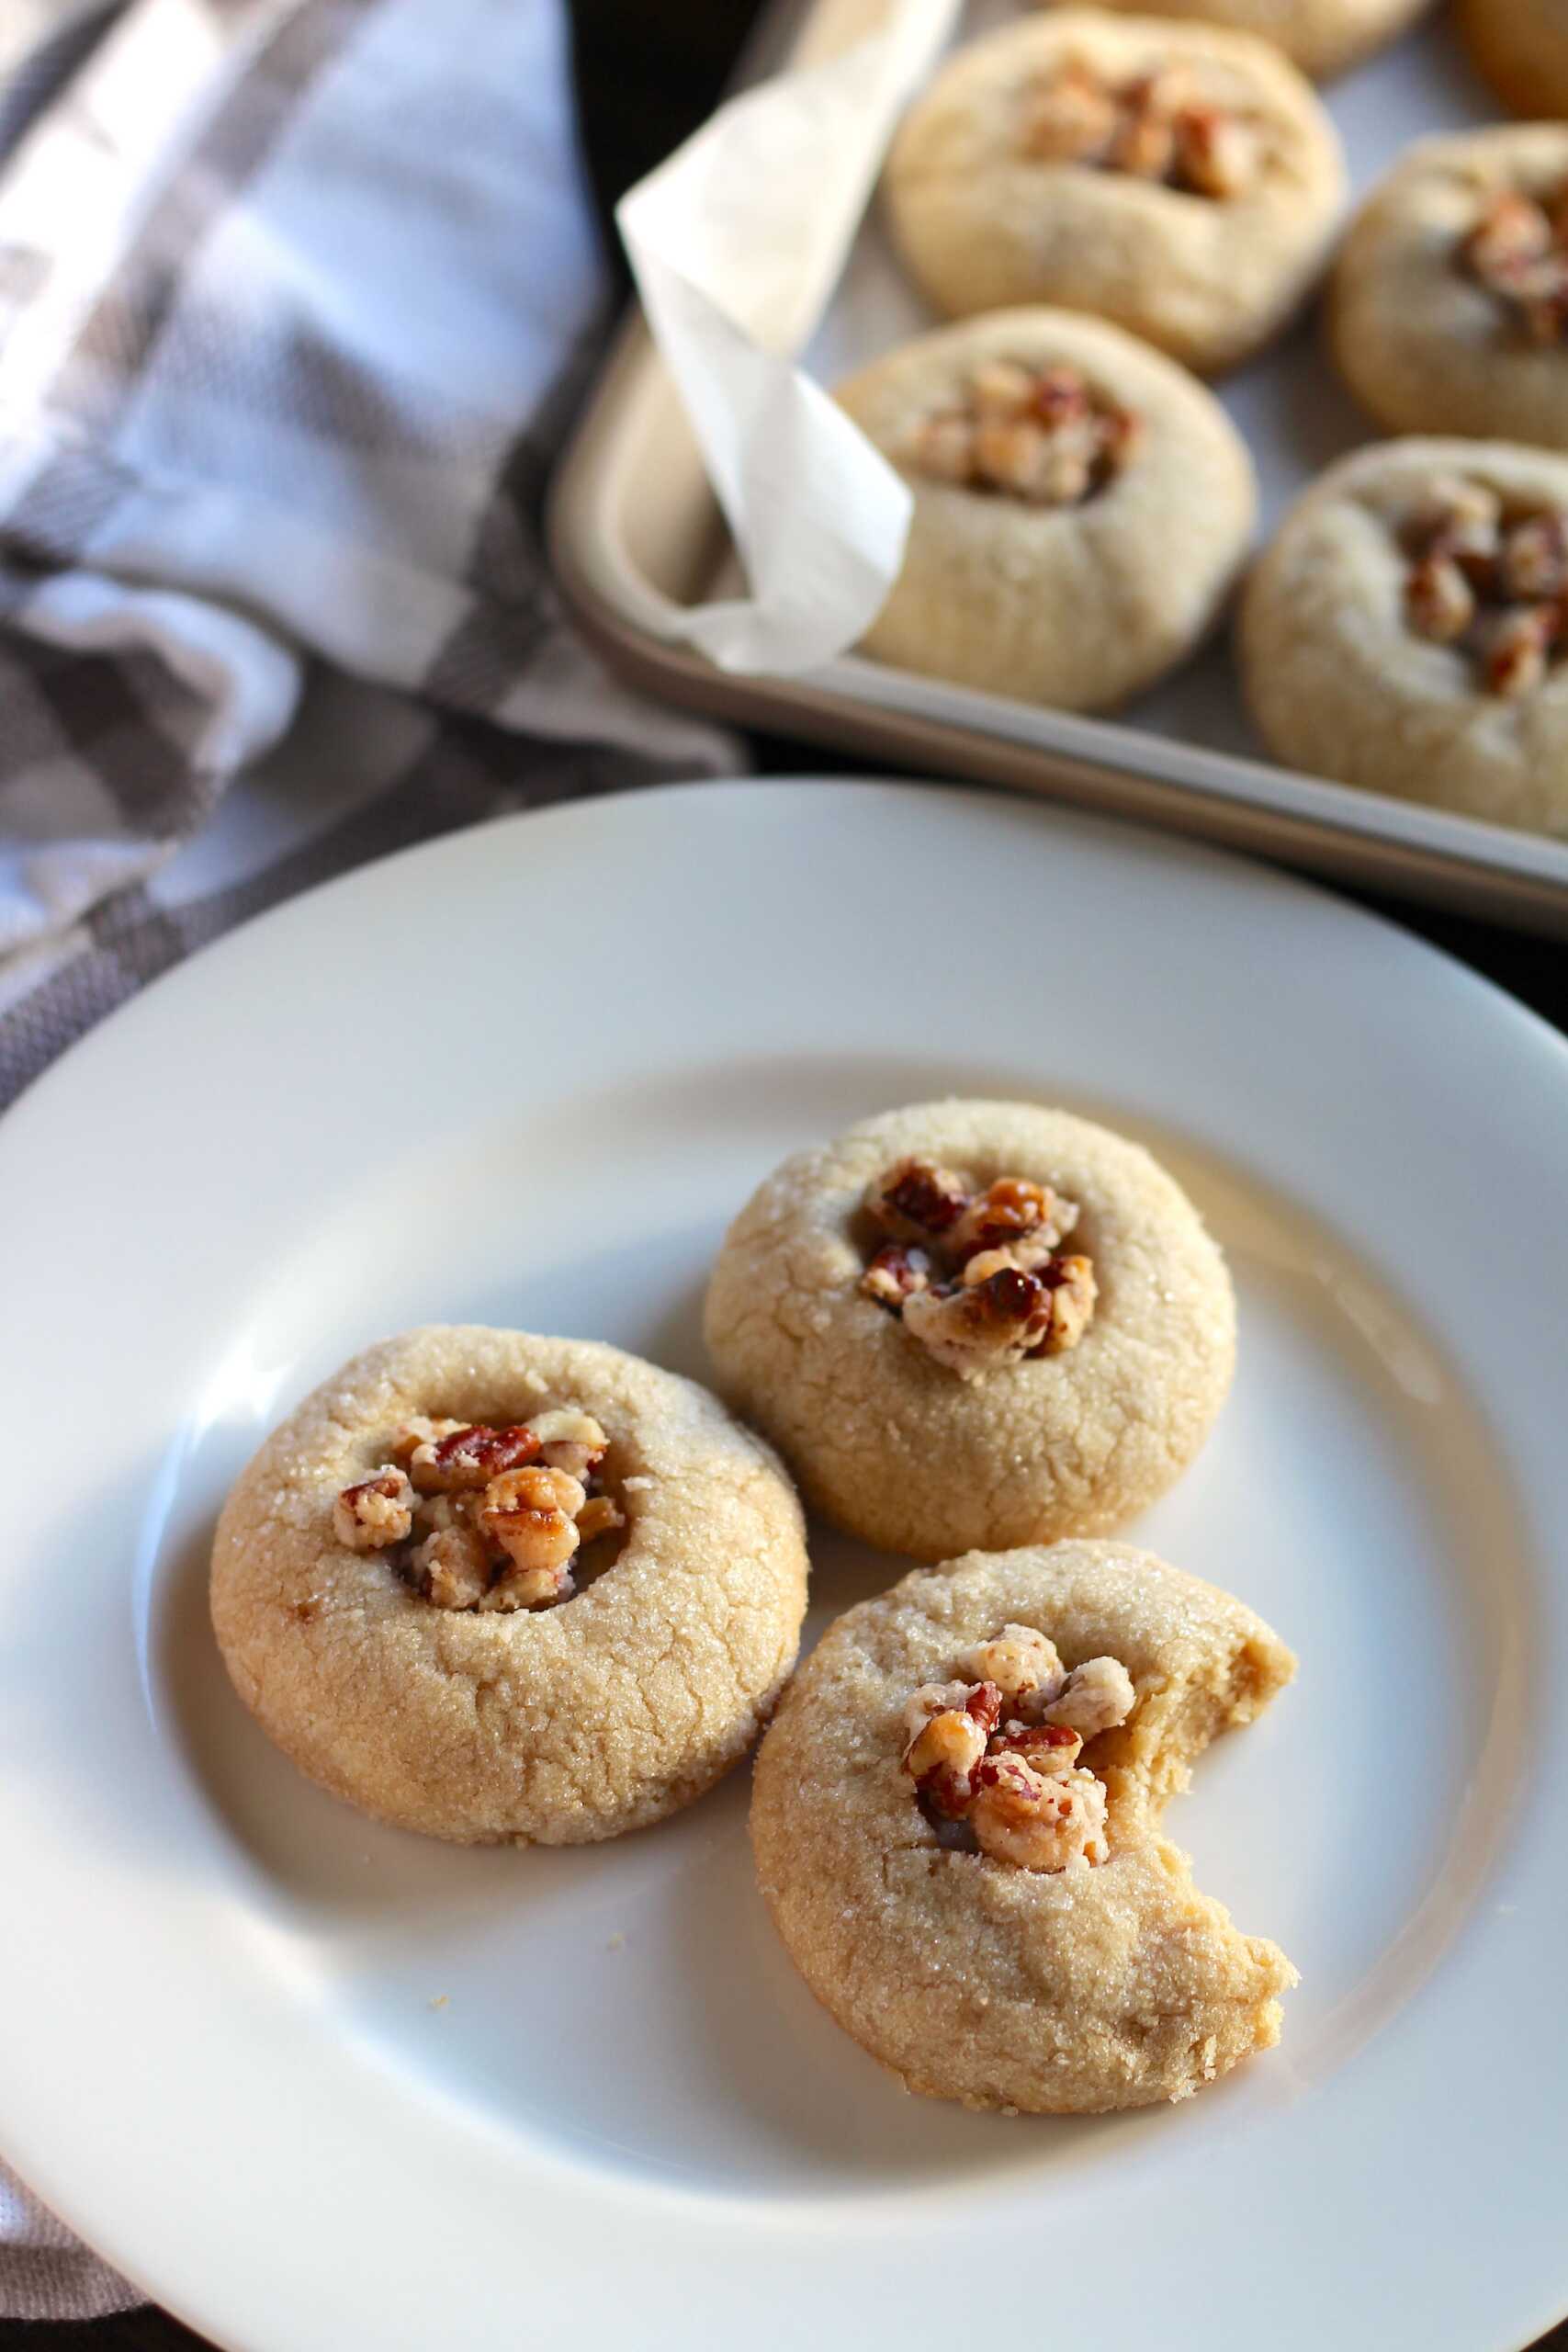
(751, 1542), (1297, 2112)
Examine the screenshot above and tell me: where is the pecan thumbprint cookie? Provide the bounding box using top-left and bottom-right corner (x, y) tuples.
(212, 1327), (808, 1843)
(751, 1543), (1297, 2113)
(1240, 438), (1568, 836)
(1332, 127), (1568, 452)
(833, 309), (1255, 710)
(704, 1101), (1235, 1561)
(883, 13), (1345, 374)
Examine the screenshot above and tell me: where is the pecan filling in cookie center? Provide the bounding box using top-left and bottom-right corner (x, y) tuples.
(1402, 475), (1568, 696)
(1464, 184), (1568, 346)
(900, 361), (1139, 507)
(902, 1625), (1135, 1874)
(1021, 59), (1260, 199)
(331, 1410), (626, 1611)
(859, 1156), (1097, 1378)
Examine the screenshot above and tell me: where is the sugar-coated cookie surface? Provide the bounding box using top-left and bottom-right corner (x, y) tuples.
(211, 1327), (809, 1844)
(703, 1101), (1235, 1561)
(1331, 126), (1568, 451)
(1240, 439), (1568, 837)
(884, 12), (1345, 375)
(1049, 0), (1433, 81)
(751, 1543), (1297, 2114)
(1460, 0), (1568, 121)
(833, 310), (1255, 711)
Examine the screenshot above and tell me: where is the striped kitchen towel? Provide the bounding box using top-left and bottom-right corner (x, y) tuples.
(0, 0), (733, 1115)
(0, 0), (735, 2309)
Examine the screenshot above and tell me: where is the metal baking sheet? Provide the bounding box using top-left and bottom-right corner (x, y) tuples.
(549, 0), (1568, 934)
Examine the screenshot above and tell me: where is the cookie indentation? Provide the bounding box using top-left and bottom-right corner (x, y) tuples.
(901, 1625), (1135, 1871)
(1400, 473), (1568, 696)
(899, 359), (1140, 508)
(332, 1408), (626, 1611)
(1022, 57), (1261, 198)
(859, 1158), (1098, 1376)
(1464, 181), (1568, 347)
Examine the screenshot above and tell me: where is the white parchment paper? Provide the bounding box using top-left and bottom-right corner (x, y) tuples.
(615, 0), (959, 674)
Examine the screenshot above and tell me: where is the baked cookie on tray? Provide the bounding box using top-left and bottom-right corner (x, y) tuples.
(1459, 0), (1568, 122)
(1331, 126), (1568, 450)
(883, 11), (1346, 375)
(751, 1543), (1297, 2114)
(211, 1327), (809, 1844)
(832, 309), (1255, 709)
(704, 1100), (1235, 1561)
(1240, 440), (1568, 836)
(1046, 0), (1433, 83)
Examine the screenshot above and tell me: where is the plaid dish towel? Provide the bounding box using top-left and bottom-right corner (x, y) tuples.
(0, 0), (734, 1116)
(0, 0), (734, 2313)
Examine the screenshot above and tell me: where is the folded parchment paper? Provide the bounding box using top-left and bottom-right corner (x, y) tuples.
(616, 0), (959, 674)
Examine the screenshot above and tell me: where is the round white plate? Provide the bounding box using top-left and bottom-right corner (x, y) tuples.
(1, 780), (1565, 2352)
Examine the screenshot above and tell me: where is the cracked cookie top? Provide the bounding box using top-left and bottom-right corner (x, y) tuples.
(212, 1327), (810, 1848)
(704, 1100), (1235, 1562)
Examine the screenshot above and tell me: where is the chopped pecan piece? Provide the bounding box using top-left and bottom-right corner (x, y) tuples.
(1467, 188), (1552, 279)
(389, 1417), (464, 1466)
(899, 1641), (1134, 1872)
(1043, 1655), (1137, 1739)
(900, 363), (1138, 511)
(956, 1623), (1066, 1707)
(975, 411), (1095, 503)
(1406, 554), (1477, 644)
(1108, 97), (1176, 181)
(951, 1176), (1072, 1264)
(1401, 479), (1568, 697)
(987, 1721), (1085, 1774)
(1499, 513), (1568, 602)
(903, 1698), (992, 1817)
(969, 1750), (1111, 1871)
(865, 1156), (973, 1240)
(861, 1242), (932, 1309)
(1029, 1253), (1099, 1357)
(1464, 182), (1568, 347)
(1485, 603), (1560, 697)
(1173, 106), (1258, 200)
(333, 1467), (414, 1552)
(859, 1158), (1097, 1375)
(408, 1421), (542, 1494)
(412, 1493), (493, 1610)
(973, 358), (1043, 417)
(1409, 476), (1502, 577)
(526, 1408), (608, 1481)
(902, 1262), (1055, 1378)
(1020, 58), (1119, 164)
(479, 1464), (586, 1609)
(1022, 55), (1259, 200)
(575, 1494), (626, 1544)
